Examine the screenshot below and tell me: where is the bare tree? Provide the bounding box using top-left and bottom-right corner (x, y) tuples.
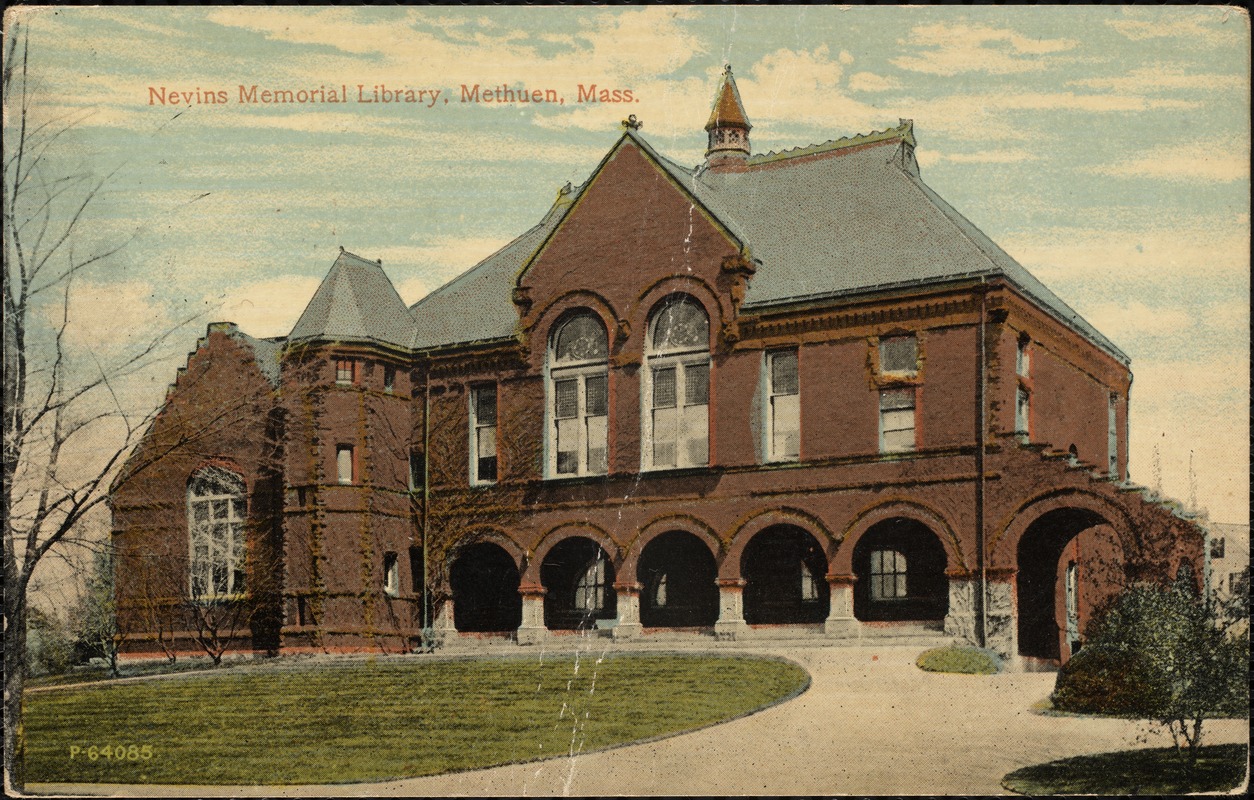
(1, 23), (206, 787)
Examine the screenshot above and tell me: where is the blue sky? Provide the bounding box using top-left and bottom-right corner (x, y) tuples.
(6, 5), (1249, 523)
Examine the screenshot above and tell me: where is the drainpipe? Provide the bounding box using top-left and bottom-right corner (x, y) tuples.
(976, 280), (989, 648)
(422, 376), (432, 637)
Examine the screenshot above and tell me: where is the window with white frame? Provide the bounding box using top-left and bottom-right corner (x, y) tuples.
(1016, 387), (1031, 436)
(335, 359), (356, 386)
(644, 297), (710, 470)
(1016, 336), (1031, 378)
(188, 467), (246, 599)
(470, 384), (498, 484)
(800, 562), (820, 602)
(1107, 394), (1118, 476)
(549, 313), (609, 477)
(869, 549), (907, 600)
(879, 388), (916, 453)
(574, 557), (608, 612)
(767, 350), (800, 461)
(383, 552), (399, 597)
(336, 445), (355, 484)
(879, 335), (918, 376)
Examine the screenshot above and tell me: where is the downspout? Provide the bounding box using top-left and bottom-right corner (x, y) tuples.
(421, 376), (432, 636)
(976, 279), (989, 648)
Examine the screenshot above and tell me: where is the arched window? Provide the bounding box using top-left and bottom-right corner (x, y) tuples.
(187, 467), (246, 598)
(644, 296), (710, 470)
(548, 312), (609, 477)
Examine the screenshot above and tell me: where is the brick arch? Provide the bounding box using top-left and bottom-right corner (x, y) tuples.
(835, 500), (965, 576)
(618, 514), (722, 585)
(990, 488), (1135, 569)
(628, 276), (727, 353)
(522, 291), (620, 366)
(722, 508), (836, 580)
(187, 459), (249, 489)
(440, 527), (527, 591)
(521, 522), (621, 585)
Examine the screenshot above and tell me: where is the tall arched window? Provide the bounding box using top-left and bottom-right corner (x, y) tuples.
(548, 312), (609, 477)
(187, 467), (246, 598)
(644, 296), (710, 470)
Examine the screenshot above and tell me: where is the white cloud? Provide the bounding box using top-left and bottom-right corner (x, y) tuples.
(1107, 9), (1246, 43)
(892, 22), (1077, 77)
(847, 72), (902, 93)
(1066, 66), (1246, 94)
(1082, 301), (1195, 340)
(207, 275), (322, 338)
(1086, 142), (1250, 184)
(48, 280), (174, 350)
(1002, 225), (1251, 283)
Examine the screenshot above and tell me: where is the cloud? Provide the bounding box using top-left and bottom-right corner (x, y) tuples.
(1081, 301), (1196, 340)
(48, 280), (175, 350)
(892, 22), (1077, 76)
(207, 275), (322, 338)
(1086, 142), (1250, 184)
(1066, 67), (1246, 94)
(1107, 9), (1246, 43)
(847, 72), (902, 93)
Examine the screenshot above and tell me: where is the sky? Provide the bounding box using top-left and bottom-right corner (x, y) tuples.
(5, 5), (1250, 526)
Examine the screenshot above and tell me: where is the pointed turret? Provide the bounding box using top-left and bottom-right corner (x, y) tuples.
(289, 248), (416, 349)
(704, 65), (751, 169)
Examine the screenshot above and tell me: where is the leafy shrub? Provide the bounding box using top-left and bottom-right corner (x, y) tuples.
(1050, 645), (1160, 715)
(916, 644), (1002, 674)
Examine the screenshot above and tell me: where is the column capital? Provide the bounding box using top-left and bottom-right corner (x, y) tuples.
(716, 578), (747, 589)
(612, 582), (643, 594)
(517, 582), (547, 598)
(825, 573), (857, 587)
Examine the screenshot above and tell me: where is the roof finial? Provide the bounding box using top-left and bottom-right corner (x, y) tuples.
(724, 63), (733, 76)
(339, 245), (345, 253)
(622, 114), (642, 131)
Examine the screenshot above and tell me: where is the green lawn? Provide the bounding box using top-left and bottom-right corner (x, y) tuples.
(25, 653), (808, 785)
(1001, 744), (1250, 795)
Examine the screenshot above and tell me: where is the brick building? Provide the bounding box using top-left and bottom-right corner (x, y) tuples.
(111, 68), (1206, 666)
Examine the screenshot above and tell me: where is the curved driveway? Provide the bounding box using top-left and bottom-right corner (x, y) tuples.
(31, 643), (1250, 796)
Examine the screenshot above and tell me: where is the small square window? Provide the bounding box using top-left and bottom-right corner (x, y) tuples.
(1210, 538), (1226, 560)
(879, 336), (918, 375)
(335, 359), (356, 386)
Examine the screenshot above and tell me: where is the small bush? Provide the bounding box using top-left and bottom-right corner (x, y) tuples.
(1051, 645), (1160, 716)
(916, 645), (1002, 674)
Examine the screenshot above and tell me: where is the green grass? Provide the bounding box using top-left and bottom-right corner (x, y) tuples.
(1001, 744), (1249, 795)
(25, 653), (808, 785)
(916, 645), (1002, 675)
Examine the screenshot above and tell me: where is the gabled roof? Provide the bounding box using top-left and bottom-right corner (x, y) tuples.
(705, 67), (751, 131)
(406, 124), (1126, 364)
(290, 249), (417, 349)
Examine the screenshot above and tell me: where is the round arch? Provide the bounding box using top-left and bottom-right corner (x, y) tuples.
(724, 508), (836, 581)
(636, 530), (719, 628)
(741, 525), (831, 625)
(835, 500), (965, 577)
(627, 276), (726, 354)
(991, 489), (1136, 568)
(442, 527), (527, 582)
(523, 522), (622, 584)
(850, 516), (950, 622)
(619, 514), (722, 585)
(447, 539), (523, 633)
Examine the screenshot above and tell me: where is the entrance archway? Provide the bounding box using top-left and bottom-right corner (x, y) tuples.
(852, 517), (948, 622)
(541, 537), (617, 631)
(742, 526), (830, 625)
(449, 542), (522, 633)
(638, 531), (718, 628)
(1016, 508), (1121, 660)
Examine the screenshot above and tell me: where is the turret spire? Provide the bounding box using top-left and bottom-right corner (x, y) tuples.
(704, 65), (751, 167)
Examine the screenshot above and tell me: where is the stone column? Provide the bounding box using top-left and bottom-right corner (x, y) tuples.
(714, 578), (749, 640)
(515, 583), (548, 645)
(612, 582), (643, 640)
(431, 598), (456, 646)
(984, 570), (1018, 662)
(943, 572), (979, 646)
(824, 574), (861, 637)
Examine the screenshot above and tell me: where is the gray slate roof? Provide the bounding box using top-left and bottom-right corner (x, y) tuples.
(410, 195), (580, 350)
(290, 249), (417, 349)
(408, 128), (1126, 363)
